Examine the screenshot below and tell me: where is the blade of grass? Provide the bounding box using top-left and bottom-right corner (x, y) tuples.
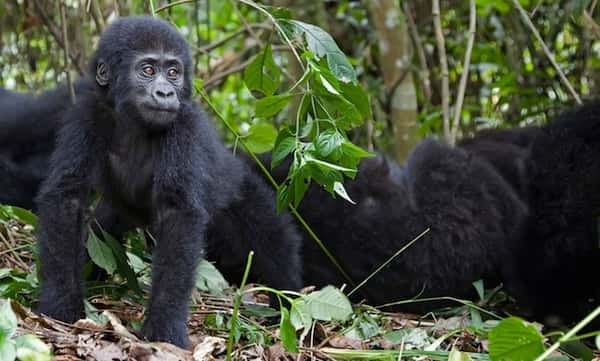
(226, 251), (254, 361)
(348, 228), (429, 297)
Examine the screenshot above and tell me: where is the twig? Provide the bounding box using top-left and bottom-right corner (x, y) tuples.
(90, 0), (106, 33)
(154, 0), (194, 13)
(530, 0), (544, 17)
(450, 0), (476, 145)
(511, 0), (582, 104)
(347, 228), (430, 297)
(59, 1), (75, 104)
(405, 2), (432, 103)
(432, 0), (451, 142)
(195, 24), (270, 56)
(533, 306), (600, 361)
(32, 0), (84, 74)
(590, 0), (599, 14)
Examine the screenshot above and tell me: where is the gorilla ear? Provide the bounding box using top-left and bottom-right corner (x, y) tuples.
(96, 60), (110, 86)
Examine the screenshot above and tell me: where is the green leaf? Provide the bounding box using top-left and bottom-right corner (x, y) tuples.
(314, 129), (344, 158)
(283, 20), (357, 83)
(244, 44), (282, 97)
(100, 229), (141, 293)
(279, 307), (298, 353)
(0, 339), (15, 361)
(86, 231), (117, 275)
(0, 300), (17, 342)
(14, 334), (52, 361)
(290, 298), (312, 332)
(317, 93), (363, 129)
(488, 317), (544, 361)
(9, 207), (38, 229)
(333, 181), (355, 204)
(276, 181), (293, 213)
(596, 334), (599, 350)
(305, 286), (353, 322)
(271, 128), (296, 168)
(473, 280), (485, 300)
(255, 94), (294, 118)
(244, 122), (278, 154)
(339, 82), (371, 120)
(195, 259), (229, 295)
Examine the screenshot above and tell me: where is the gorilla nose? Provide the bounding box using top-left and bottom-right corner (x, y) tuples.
(152, 84), (179, 110)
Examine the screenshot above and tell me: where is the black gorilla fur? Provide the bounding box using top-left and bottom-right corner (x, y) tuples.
(22, 16), (302, 348)
(459, 105), (600, 322)
(267, 140), (528, 310)
(259, 103), (600, 323)
(0, 87), (68, 209)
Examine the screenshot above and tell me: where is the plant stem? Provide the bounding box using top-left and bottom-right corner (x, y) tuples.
(226, 251), (254, 361)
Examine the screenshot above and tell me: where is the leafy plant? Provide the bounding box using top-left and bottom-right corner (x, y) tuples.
(0, 300), (52, 361)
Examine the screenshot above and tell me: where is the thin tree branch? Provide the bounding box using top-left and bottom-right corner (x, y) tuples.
(450, 0), (476, 145)
(60, 1), (75, 104)
(432, 0), (451, 142)
(511, 0), (582, 104)
(90, 0), (106, 33)
(32, 0), (84, 74)
(405, 2), (432, 103)
(154, 0), (194, 13)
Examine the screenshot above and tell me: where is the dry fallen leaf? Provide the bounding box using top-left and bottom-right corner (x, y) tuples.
(192, 336), (227, 361)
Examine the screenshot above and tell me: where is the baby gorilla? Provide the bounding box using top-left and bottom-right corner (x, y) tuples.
(36, 16), (301, 348)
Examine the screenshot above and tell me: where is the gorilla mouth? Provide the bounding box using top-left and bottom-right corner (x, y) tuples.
(145, 104), (178, 113)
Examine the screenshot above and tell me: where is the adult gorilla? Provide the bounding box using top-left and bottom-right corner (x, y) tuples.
(0, 86), (69, 209)
(34, 16), (302, 348)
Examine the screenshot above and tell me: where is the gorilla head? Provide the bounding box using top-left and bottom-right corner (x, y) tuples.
(90, 17), (193, 129)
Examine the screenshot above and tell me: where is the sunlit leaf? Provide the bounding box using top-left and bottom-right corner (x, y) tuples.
(255, 94), (294, 118)
(195, 259), (229, 295)
(244, 44), (282, 97)
(488, 317), (544, 361)
(305, 286), (353, 322)
(244, 123), (278, 154)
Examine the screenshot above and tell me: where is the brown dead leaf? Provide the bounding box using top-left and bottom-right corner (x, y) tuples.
(328, 336), (363, 350)
(103, 310), (138, 340)
(265, 343), (295, 361)
(73, 318), (106, 332)
(192, 336), (226, 361)
(90, 342), (127, 361)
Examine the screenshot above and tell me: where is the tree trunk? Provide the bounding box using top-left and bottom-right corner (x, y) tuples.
(369, 0), (419, 162)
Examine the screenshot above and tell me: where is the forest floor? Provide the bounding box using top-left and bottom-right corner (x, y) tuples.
(0, 209), (598, 361)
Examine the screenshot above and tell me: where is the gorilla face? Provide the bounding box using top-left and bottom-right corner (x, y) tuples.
(128, 52), (184, 129)
(101, 52), (185, 130)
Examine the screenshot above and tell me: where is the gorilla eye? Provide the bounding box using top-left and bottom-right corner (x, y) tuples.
(142, 66), (155, 76)
(167, 68), (178, 78)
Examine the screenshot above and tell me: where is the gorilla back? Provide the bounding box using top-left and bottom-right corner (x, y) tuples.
(35, 16), (301, 348)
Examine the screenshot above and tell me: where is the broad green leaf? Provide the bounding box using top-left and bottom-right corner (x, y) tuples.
(243, 44), (282, 97)
(244, 123), (278, 154)
(100, 229), (141, 293)
(488, 317), (544, 361)
(195, 259), (229, 294)
(314, 129), (344, 158)
(339, 82), (371, 120)
(14, 334), (52, 361)
(317, 93), (363, 129)
(271, 128), (296, 168)
(255, 94), (294, 118)
(473, 280), (485, 300)
(292, 172), (310, 208)
(0, 339), (15, 361)
(86, 231), (117, 275)
(282, 20), (357, 83)
(290, 298), (312, 332)
(340, 141), (374, 162)
(305, 286), (353, 322)
(0, 301), (17, 343)
(279, 307), (298, 353)
(596, 334), (599, 350)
